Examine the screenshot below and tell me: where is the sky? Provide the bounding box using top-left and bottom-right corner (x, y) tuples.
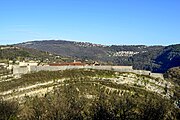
(0, 0), (180, 45)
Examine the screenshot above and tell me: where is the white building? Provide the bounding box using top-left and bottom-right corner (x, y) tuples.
(19, 61), (38, 66)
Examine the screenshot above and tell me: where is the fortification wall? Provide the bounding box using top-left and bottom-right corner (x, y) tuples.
(30, 66), (85, 72)
(151, 73), (164, 79)
(112, 66), (133, 70)
(133, 70), (151, 76)
(30, 66), (133, 72)
(13, 65), (163, 79)
(132, 70), (164, 79)
(13, 66), (29, 77)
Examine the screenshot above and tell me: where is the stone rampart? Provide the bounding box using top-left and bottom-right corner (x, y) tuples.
(13, 65), (163, 79)
(13, 65), (29, 78)
(13, 66), (28, 74)
(151, 73), (164, 79)
(133, 70), (151, 76)
(29, 66), (133, 72)
(132, 70), (164, 79)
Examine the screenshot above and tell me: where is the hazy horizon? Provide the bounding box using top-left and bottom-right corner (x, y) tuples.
(1, 39), (179, 46)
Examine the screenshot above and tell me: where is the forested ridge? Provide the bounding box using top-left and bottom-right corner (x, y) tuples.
(17, 40), (180, 73)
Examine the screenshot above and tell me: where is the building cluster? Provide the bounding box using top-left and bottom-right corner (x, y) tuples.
(0, 46), (19, 50)
(111, 51), (139, 57)
(74, 42), (106, 47)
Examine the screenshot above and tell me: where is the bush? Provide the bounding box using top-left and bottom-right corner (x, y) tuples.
(0, 98), (19, 120)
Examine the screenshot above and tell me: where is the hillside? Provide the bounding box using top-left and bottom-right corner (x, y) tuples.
(0, 45), (71, 63)
(17, 40), (180, 73)
(0, 69), (179, 119)
(164, 67), (180, 86)
(153, 44), (180, 73)
(17, 40), (110, 62)
(0, 69), (172, 100)
(164, 67), (180, 101)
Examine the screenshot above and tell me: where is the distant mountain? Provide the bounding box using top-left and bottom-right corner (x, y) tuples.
(16, 40), (180, 73)
(17, 40), (109, 61)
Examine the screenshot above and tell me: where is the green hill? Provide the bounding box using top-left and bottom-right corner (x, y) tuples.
(164, 67), (180, 101)
(0, 45), (71, 63)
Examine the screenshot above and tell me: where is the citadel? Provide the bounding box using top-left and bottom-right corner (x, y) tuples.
(12, 61), (164, 79)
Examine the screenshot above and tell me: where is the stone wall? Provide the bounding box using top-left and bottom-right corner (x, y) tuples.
(29, 66), (133, 72)
(133, 70), (151, 76)
(150, 73), (164, 79)
(13, 65), (164, 79)
(133, 70), (164, 79)
(13, 65), (29, 78)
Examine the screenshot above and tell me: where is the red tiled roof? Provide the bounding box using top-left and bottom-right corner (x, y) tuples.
(49, 62), (85, 66)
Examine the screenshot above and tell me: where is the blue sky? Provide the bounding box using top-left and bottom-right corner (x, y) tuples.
(0, 0), (180, 45)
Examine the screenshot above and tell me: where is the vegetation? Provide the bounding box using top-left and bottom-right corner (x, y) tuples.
(0, 66), (11, 76)
(154, 44), (180, 73)
(164, 67), (180, 101)
(0, 98), (19, 120)
(0, 69), (179, 119)
(164, 67), (180, 86)
(0, 45), (71, 63)
(0, 84), (179, 120)
(0, 69), (117, 92)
